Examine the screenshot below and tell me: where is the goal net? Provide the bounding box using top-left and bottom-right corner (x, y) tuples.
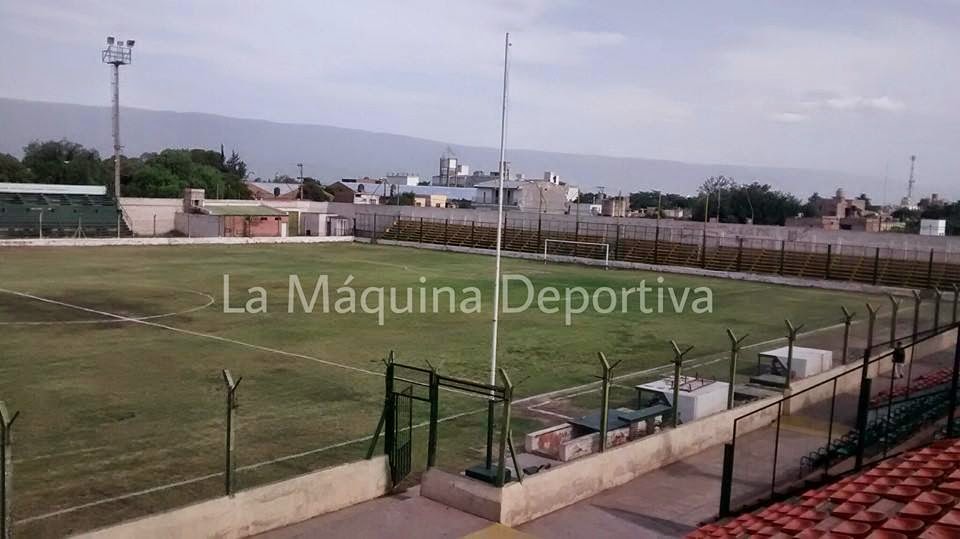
(543, 239), (610, 268)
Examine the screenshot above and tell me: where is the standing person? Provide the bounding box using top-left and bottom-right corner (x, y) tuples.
(892, 341), (906, 379)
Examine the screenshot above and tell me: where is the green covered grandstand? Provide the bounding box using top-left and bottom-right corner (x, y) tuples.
(0, 182), (129, 238)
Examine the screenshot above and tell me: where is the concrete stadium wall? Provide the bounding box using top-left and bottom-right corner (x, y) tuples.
(421, 331), (958, 526)
(117, 198), (960, 253)
(119, 197), (182, 236)
(0, 236), (353, 248)
(74, 456), (390, 539)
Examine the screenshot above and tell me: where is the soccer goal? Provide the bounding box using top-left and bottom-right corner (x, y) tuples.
(543, 239), (610, 268)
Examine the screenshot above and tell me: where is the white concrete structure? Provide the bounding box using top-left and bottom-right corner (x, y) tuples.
(636, 376), (729, 423)
(758, 346), (833, 379)
(385, 173), (420, 186)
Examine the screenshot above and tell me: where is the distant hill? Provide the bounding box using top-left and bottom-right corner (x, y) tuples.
(0, 97), (874, 197)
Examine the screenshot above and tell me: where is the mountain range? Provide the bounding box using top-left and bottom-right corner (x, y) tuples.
(0, 97), (875, 198)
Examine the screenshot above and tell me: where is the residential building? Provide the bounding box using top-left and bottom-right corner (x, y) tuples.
(474, 179), (570, 214)
(414, 194), (448, 208)
(601, 196), (628, 218)
(246, 181), (300, 201)
(327, 179), (385, 204)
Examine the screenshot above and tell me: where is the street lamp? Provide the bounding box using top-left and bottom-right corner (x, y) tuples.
(102, 36), (135, 199)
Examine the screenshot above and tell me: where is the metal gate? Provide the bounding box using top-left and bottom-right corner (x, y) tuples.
(388, 385), (414, 485)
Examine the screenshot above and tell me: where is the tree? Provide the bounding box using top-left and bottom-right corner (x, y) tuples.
(301, 179), (332, 201)
(21, 139), (108, 185)
(803, 192), (824, 217)
(0, 153), (29, 182)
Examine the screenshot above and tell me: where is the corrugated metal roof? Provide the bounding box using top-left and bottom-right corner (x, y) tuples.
(203, 204), (287, 216)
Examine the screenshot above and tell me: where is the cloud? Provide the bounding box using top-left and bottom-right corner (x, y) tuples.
(807, 96), (905, 112)
(770, 112), (809, 123)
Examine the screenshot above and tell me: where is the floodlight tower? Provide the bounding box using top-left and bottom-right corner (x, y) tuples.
(101, 36), (135, 199)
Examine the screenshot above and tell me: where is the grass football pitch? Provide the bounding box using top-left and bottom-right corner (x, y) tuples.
(0, 242), (881, 535)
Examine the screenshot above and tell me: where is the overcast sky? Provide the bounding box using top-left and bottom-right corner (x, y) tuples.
(1, 1), (958, 198)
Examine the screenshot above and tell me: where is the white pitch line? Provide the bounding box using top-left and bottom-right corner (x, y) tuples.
(0, 290), (216, 326)
(0, 288), (383, 378)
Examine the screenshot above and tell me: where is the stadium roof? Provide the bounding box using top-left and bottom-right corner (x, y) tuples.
(0, 182), (107, 196)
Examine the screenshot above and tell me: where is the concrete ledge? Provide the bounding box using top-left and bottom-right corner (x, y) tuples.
(73, 456), (390, 539)
(0, 236), (354, 248)
(361, 238), (916, 297)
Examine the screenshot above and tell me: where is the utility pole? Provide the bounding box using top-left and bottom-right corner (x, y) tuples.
(101, 36), (135, 199)
(297, 162), (304, 200)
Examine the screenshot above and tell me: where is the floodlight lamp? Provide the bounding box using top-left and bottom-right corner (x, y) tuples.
(126, 40), (135, 47)
(107, 36), (115, 45)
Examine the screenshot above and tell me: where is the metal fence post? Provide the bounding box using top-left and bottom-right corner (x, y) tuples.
(718, 442), (735, 518)
(614, 224), (621, 261)
(221, 370), (242, 497)
(372, 213), (378, 243)
(496, 368), (513, 487)
(928, 249), (935, 288)
(725, 330), (747, 409)
(887, 294), (902, 345)
(352, 217), (357, 237)
(736, 238), (744, 272)
(873, 247), (881, 285)
(907, 291), (922, 397)
(597, 353), (621, 452)
(653, 223), (661, 265)
(784, 320), (804, 391)
(443, 218), (449, 246)
(1, 402), (20, 539)
(670, 342), (694, 425)
(854, 374), (872, 471)
(419, 217), (424, 244)
(779, 240), (786, 275)
(841, 306), (856, 365)
(471, 220), (476, 248)
(153, 214), (157, 237)
(427, 364), (439, 467)
(948, 333), (960, 437)
(865, 302), (880, 359)
(934, 288), (943, 331)
(825, 244), (832, 280)
(953, 284), (960, 324)
(385, 351), (396, 461)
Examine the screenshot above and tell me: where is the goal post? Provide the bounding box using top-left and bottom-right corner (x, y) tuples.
(543, 239), (610, 268)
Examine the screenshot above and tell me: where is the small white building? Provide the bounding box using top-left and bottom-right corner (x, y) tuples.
(920, 219), (947, 237)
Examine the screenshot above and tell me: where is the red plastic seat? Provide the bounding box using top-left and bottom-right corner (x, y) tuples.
(797, 530), (826, 538)
(937, 508), (960, 528)
(850, 493), (882, 505)
(852, 510), (893, 528)
(902, 478), (935, 489)
(886, 486), (923, 502)
(832, 520), (874, 538)
(866, 531), (908, 539)
(900, 501), (944, 522)
(881, 517), (926, 537)
(919, 524), (960, 538)
(782, 519), (818, 535)
(834, 503), (868, 519)
(917, 492), (957, 508)
(913, 469), (946, 480)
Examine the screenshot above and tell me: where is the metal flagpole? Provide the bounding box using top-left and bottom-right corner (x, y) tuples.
(489, 32), (510, 387)
(485, 32), (510, 471)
